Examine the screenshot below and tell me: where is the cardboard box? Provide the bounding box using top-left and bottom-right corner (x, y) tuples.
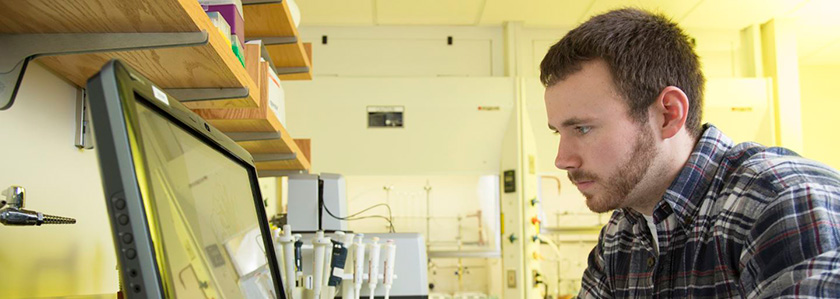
(263, 57), (286, 127)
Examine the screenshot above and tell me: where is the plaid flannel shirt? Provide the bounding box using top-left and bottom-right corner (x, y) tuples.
(578, 124), (840, 298)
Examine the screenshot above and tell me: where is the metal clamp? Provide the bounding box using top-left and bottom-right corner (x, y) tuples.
(0, 31), (209, 111)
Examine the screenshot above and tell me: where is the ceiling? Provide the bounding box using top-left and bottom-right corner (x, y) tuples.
(294, 0), (840, 65)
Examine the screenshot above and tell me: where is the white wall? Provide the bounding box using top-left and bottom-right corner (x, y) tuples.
(799, 64), (840, 169)
(299, 26), (505, 77)
(282, 77), (515, 175)
(0, 63), (118, 298)
(514, 27), (744, 80)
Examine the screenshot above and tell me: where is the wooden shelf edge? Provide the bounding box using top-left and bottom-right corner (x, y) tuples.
(178, 0), (261, 108)
(23, 0), (262, 109)
(243, 0), (313, 80)
(243, 0), (300, 39)
(196, 109), (311, 171)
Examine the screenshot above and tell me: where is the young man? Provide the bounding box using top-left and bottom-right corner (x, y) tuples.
(541, 8), (840, 298)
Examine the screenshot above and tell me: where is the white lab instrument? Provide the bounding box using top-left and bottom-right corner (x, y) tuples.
(353, 234), (366, 299)
(383, 240), (396, 299)
(287, 174), (348, 232)
(273, 226), (421, 299)
(356, 233), (427, 299)
(367, 237), (382, 299)
(312, 231), (331, 299)
(277, 225), (297, 299)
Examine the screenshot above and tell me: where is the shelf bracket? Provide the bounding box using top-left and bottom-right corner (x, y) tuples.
(258, 170), (308, 178)
(253, 153), (297, 162)
(258, 43), (279, 74)
(225, 131), (283, 142)
(0, 31), (209, 111)
(75, 88), (93, 150)
(164, 87), (249, 102)
(274, 66), (310, 75)
(253, 36), (298, 45)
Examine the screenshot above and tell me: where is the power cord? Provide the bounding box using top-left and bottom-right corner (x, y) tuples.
(323, 202), (396, 233)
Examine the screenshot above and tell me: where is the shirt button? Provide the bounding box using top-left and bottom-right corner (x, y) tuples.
(647, 257), (655, 268)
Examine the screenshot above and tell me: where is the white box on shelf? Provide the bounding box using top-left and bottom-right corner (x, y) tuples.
(262, 57), (286, 128)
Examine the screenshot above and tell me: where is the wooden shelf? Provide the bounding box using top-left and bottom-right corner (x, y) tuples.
(238, 120), (311, 171)
(192, 1), (314, 172)
(193, 49), (280, 131)
(0, 0), (260, 109)
(194, 82), (311, 171)
(244, 1), (313, 80)
(192, 48), (310, 172)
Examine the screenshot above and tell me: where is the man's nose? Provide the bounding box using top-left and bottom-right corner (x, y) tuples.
(555, 139), (580, 170)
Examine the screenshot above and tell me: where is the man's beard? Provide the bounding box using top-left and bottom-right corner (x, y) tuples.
(568, 125), (657, 213)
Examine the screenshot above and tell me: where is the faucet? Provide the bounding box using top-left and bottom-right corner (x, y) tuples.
(0, 185), (76, 226)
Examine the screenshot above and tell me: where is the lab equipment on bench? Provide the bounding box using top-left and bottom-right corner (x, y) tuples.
(287, 173), (348, 232)
(86, 60), (286, 298)
(271, 225), (427, 299)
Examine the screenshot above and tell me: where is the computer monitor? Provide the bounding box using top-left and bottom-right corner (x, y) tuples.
(86, 60), (285, 299)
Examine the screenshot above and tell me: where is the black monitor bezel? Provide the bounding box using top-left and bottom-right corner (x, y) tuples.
(86, 59), (284, 299)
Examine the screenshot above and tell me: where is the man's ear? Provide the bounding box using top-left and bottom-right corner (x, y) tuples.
(654, 86), (689, 139)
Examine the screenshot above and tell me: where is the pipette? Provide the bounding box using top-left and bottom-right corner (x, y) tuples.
(313, 231), (331, 299)
(383, 240), (396, 299)
(277, 225), (297, 299)
(353, 234), (365, 299)
(367, 237), (381, 299)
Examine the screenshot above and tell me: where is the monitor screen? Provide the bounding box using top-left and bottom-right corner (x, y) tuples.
(86, 60), (283, 299)
(135, 99), (276, 298)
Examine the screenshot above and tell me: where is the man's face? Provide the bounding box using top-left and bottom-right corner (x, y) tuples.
(544, 60), (658, 213)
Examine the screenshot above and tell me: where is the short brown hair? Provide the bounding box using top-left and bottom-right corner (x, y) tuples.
(540, 8), (705, 138)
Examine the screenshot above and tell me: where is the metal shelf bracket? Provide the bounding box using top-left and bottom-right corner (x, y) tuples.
(275, 66), (310, 75)
(164, 87), (249, 102)
(253, 36), (298, 45)
(225, 131), (283, 142)
(75, 88), (93, 150)
(253, 153), (297, 162)
(0, 31), (209, 111)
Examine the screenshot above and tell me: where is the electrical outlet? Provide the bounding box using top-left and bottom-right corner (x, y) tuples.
(507, 270), (516, 288)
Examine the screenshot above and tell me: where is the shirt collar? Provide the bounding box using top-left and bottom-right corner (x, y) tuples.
(653, 124), (733, 227)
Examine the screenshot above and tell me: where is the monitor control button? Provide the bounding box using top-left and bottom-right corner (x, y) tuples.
(114, 198), (126, 210)
(121, 233), (134, 244)
(118, 214), (129, 225)
(125, 248), (137, 260)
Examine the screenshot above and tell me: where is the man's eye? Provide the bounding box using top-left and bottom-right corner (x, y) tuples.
(576, 126), (591, 134)
(552, 130), (561, 135)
